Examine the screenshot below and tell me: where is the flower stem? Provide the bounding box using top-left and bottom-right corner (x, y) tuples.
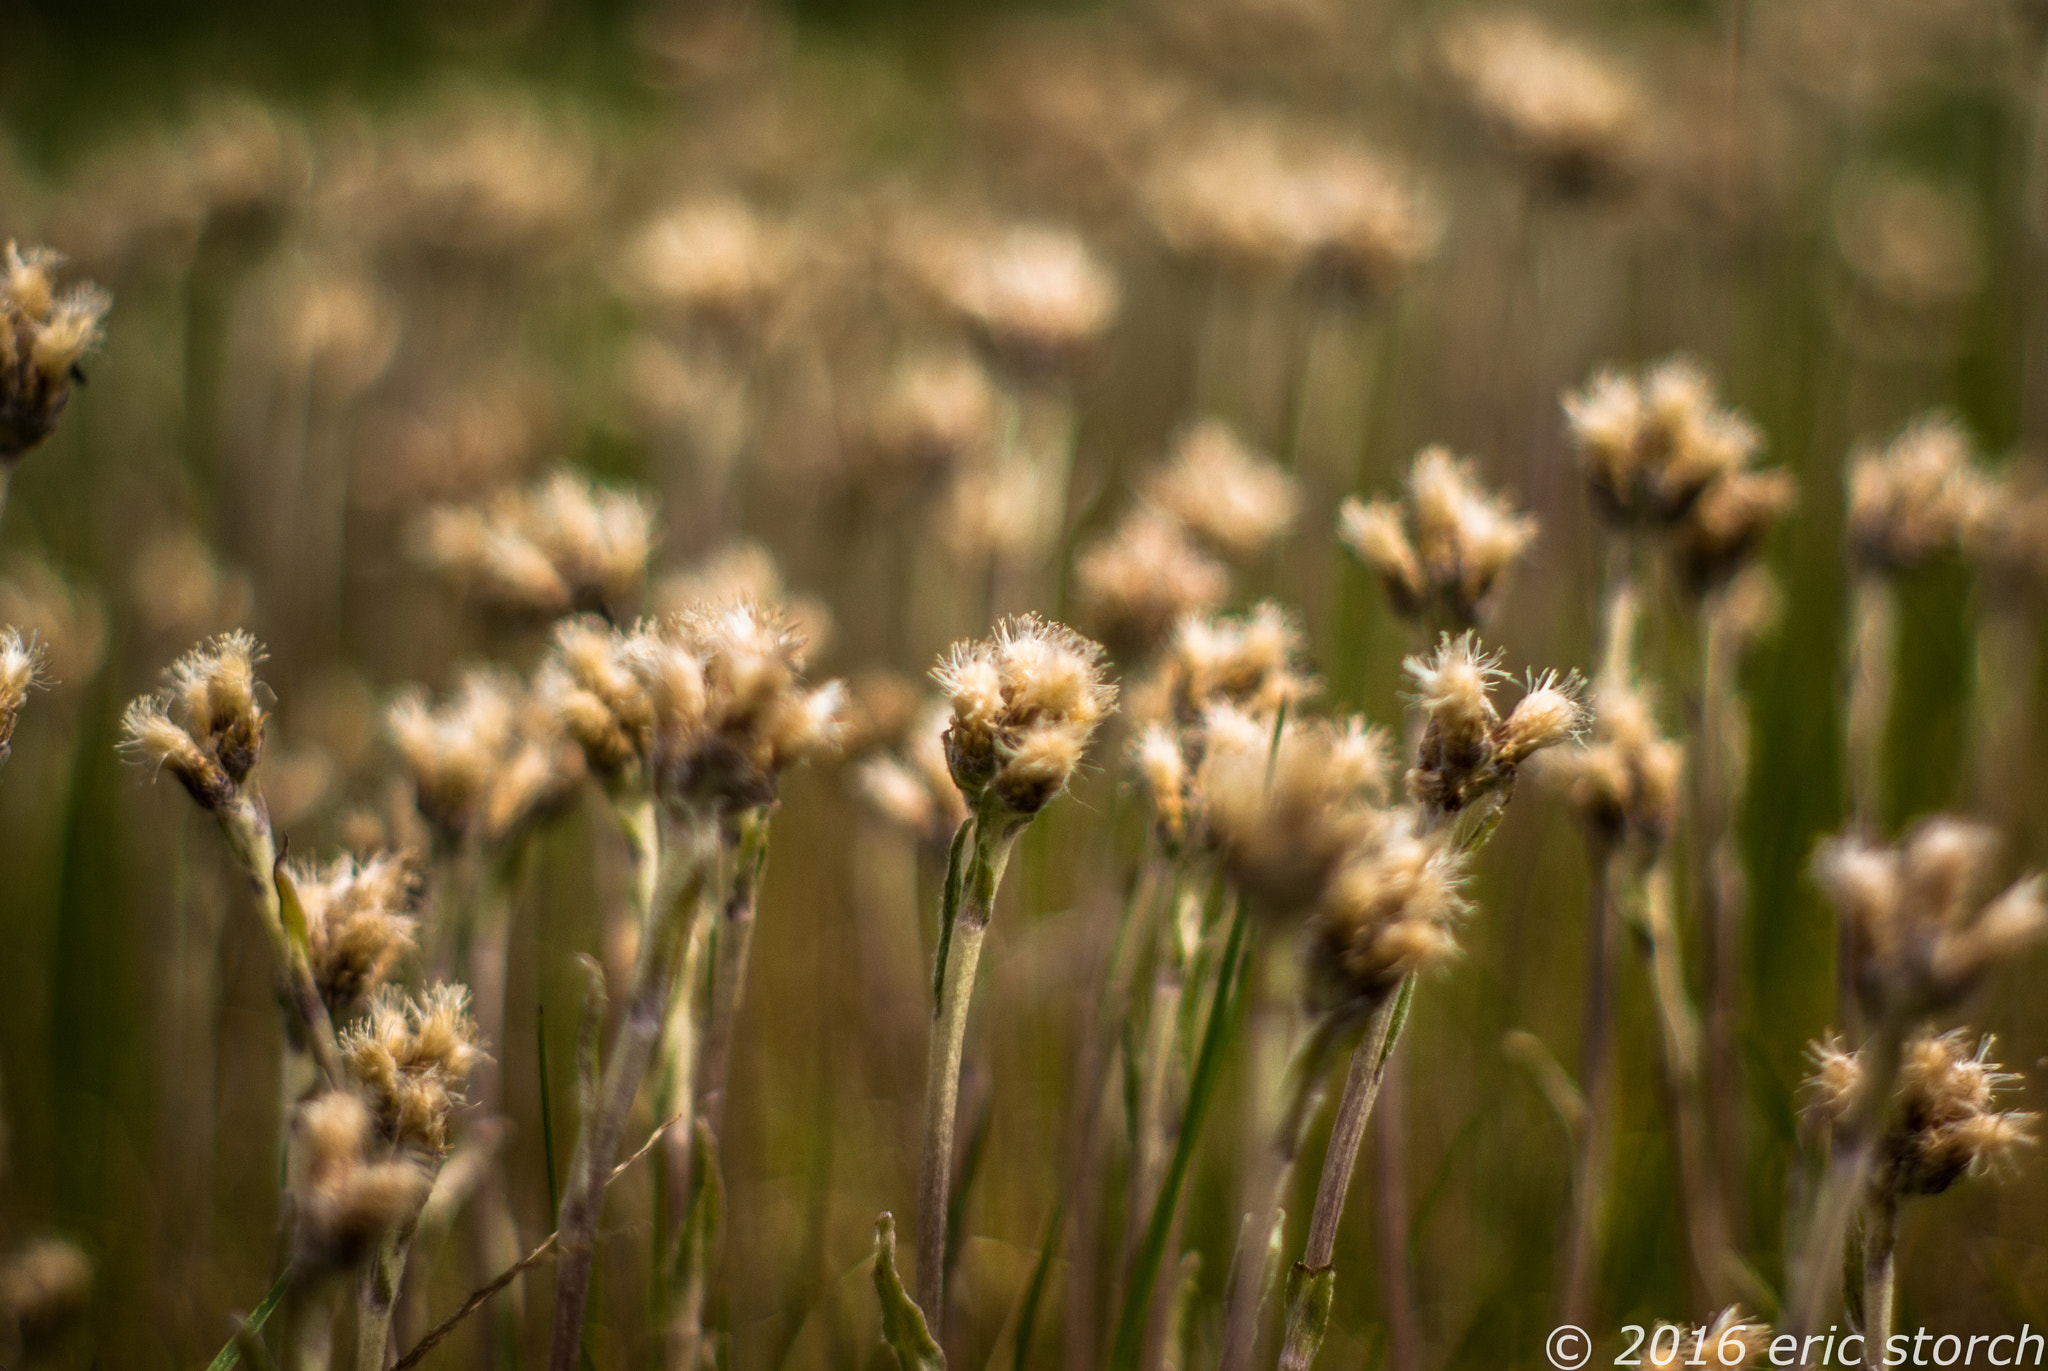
(547, 816), (713, 1371)
(1636, 853), (1737, 1308)
(358, 1217), (421, 1371)
(1216, 999), (1358, 1371)
(1785, 1019), (1903, 1344)
(1272, 980), (1409, 1371)
(915, 812), (1020, 1330)
(1561, 841), (1622, 1329)
(1862, 1192), (1898, 1371)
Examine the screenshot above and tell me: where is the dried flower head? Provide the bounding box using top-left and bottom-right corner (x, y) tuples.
(1, 243), (110, 463)
(1546, 666), (1676, 843)
(1407, 634), (1587, 818)
(1202, 707), (1391, 916)
(933, 614), (1117, 818)
(262, 262), (399, 398)
(292, 1089), (434, 1271)
(289, 852), (420, 1019)
(0, 1238), (92, 1354)
(546, 603), (844, 812)
(1339, 445), (1536, 629)
(340, 983), (485, 1156)
(120, 630), (268, 812)
(1846, 416), (1995, 573)
(363, 94), (597, 267)
(1642, 1310), (1774, 1369)
(1308, 814), (1470, 1009)
(1143, 420), (1299, 560)
(1969, 471), (2048, 602)
(621, 196), (798, 337)
(1130, 602), (1318, 727)
(656, 600), (847, 809)
(1564, 359), (1763, 527)
(1438, 12), (1648, 193)
(1807, 1031), (2034, 1199)
(954, 22), (1187, 216)
(354, 369), (553, 512)
(1074, 508), (1231, 653)
(942, 452), (1066, 567)
(1834, 173), (1983, 313)
(1814, 816), (2047, 1019)
(653, 543), (834, 659)
(388, 669), (582, 848)
(861, 349), (999, 487)
(1142, 117), (1441, 289)
(910, 220), (1120, 372)
(1129, 721), (1195, 851)
(419, 470), (654, 618)
(1672, 466), (1797, 592)
(0, 628), (47, 771)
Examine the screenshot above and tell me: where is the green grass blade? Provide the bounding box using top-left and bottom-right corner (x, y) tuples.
(204, 1267), (292, 1371)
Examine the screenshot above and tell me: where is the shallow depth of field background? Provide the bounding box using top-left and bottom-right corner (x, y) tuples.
(1, 0), (2045, 1365)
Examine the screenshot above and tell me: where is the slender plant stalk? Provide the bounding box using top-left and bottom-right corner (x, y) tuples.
(697, 810), (768, 1144)
(1561, 842), (1622, 1328)
(1272, 980), (1407, 1371)
(548, 814), (714, 1371)
(657, 810), (767, 1363)
(1697, 590), (1752, 1245)
(1862, 1191), (1898, 1371)
(1969, 602), (2036, 822)
(1784, 1019), (1904, 1344)
(1843, 574), (1895, 836)
(1368, 1055), (1420, 1371)
(1126, 872), (1196, 1265)
(357, 1214), (421, 1371)
(1109, 896), (1252, 1371)
(1055, 858), (1166, 1371)
(1840, 574), (1896, 1039)
(1216, 1002), (1357, 1371)
(915, 811), (1021, 1328)
(1635, 853), (1737, 1308)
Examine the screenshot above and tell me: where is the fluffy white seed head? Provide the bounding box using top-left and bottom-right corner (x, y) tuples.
(1143, 420), (1299, 560)
(933, 614), (1117, 817)
(120, 631), (269, 811)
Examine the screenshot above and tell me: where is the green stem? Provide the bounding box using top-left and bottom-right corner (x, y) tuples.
(1109, 895), (1252, 1371)
(1862, 1191), (1897, 1371)
(1785, 1020), (1903, 1347)
(1217, 1002), (1358, 1371)
(698, 810), (770, 1143)
(547, 814), (714, 1371)
(914, 812), (1021, 1329)
(357, 1217), (421, 1371)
